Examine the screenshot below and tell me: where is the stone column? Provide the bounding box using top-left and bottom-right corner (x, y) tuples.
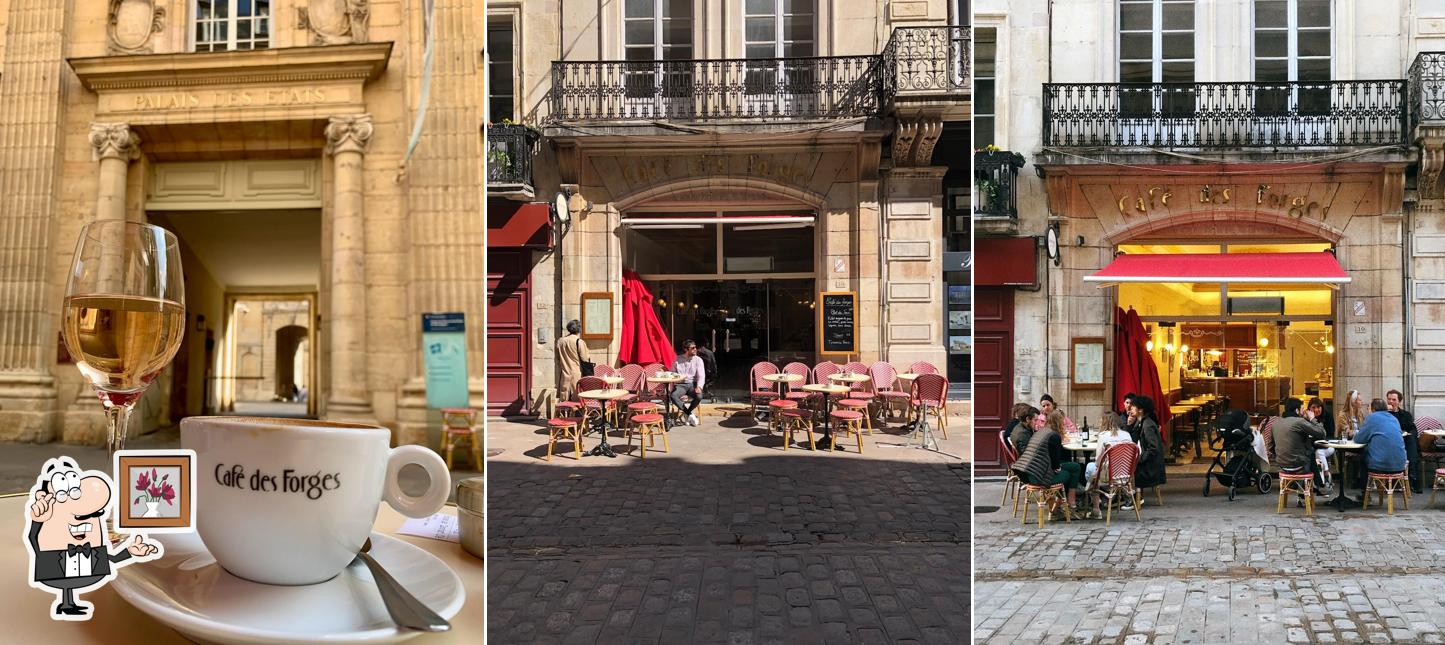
(90, 123), (140, 221)
(61, 124), (146, 443)
(324, 115), (377, 423)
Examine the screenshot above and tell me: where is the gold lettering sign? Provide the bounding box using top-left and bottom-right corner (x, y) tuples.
(129, 88), (329, 111)
(1115, 183), (1329, 221)
(619, 154), (811, 187)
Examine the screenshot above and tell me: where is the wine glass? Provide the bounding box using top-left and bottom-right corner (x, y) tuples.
(61, 220), (185, 458)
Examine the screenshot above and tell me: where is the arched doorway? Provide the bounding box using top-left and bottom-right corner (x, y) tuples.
(274, 325), (309, 400)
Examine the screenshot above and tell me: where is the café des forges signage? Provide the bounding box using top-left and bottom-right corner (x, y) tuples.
(619, 153), (814, 187)
(1115, 183), (1336, 222)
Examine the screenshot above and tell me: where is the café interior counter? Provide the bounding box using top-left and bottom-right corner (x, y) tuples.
(1182, 376), (1292, 411)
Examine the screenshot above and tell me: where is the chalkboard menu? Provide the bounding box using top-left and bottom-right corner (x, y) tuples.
(819, 291), (856, 354)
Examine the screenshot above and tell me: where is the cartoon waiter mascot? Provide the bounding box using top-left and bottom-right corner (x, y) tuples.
(23, 457), (159, 620)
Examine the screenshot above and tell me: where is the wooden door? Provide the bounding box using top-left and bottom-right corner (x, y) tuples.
(486, 250), (532, 416)
(973, 287), (1014, 473)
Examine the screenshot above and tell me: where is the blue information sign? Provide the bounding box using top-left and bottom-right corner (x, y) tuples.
(422, 313), (469, 409)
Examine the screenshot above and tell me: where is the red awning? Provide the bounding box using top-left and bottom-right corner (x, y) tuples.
(975, 237), (1038, 286)
(487, 201), (552, 248)
(1085, 252), (1350, 285)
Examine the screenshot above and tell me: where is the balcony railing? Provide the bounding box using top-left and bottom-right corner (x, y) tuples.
(487, 124), (539, 190)
(1043, 80), (1408, 148)
(1410, 52), (1445, 130)
(882, 26), (970, 97)
(550, 56), (881, 122)
(974, 149), (1025, 219)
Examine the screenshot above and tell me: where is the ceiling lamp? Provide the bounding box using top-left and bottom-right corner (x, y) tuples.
(1258, 336), (1270, 348)
(1146, 340), (1154, 351)
(1326, 344), (1335, 354)
(1180, 344), (1189, 354)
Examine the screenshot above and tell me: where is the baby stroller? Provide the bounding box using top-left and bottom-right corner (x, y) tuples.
(1203, 409), (1274, 500)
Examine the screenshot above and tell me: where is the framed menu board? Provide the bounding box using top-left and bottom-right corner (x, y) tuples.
(580, 292), (613, 340)
(1071, 337), (1105, 390)
(819, 291), (856, 355)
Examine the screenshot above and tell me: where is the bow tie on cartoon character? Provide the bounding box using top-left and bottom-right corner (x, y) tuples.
(23, 457), (160, 620)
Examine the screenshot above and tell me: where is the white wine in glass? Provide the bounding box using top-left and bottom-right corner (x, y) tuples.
(61, 221), (185, 457)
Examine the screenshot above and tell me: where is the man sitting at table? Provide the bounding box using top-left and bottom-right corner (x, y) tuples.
(1012, 410), (1084, 516)
(671, 339), (706, 426)
(1354, 398), (1407, 490)
(1270, 397), (1327, 493)
(1386, 390), (1423, 494)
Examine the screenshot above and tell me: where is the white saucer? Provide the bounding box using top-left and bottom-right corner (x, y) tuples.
(111, 531), (465, 645)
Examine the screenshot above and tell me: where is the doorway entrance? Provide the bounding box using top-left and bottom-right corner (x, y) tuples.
(645, 279), (817, 400)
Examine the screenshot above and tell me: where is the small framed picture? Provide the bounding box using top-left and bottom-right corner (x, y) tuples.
(113, 450), (195, 532)
(580, 292), (614, 341)
(1071, 337), (1106, 390)
(947, 285), (970, 305)
(949, 335), (971, 355)
(949, 311), (970, 330)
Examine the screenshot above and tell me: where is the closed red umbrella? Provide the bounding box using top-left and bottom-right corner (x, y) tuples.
(619, 270), (675, 365)
(1124, 308), (1171, 432)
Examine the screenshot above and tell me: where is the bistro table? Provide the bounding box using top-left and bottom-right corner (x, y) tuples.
(801, 383), (851, 450)
(1063, 440), (1102, 465)
(1316, 438), (1365, 512)
(0, 493), (483, 643)
(760, 373), (804, 422)
(647, 372), (687, 429)
(578, 388), (629, 457)
(829, 373), (870, 387)
(599, 374), (625, 386)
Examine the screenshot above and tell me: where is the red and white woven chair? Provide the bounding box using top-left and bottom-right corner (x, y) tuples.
(870, 361), (910, 422)
(618, 364), (654, 425)
(999, 432), (1021, 511)
(836, 361), (875, 435)
(781, 362), (813, 405)
(1418, 415), (1444, 474)
(1097, 442), (1142, 525)
(909, 373), (949, 440)
(749, 362), (781, 421)
(908, 360), (940, 376)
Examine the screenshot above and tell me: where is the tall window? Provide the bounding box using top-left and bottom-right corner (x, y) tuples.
(194, 0), (271, 52)
(624, 0), (694, 61)
(743, 0), (815, 59)
(974, 27), (996, 148)
(1118, 0), (1194, 115)
(487, 20), (515, 122)
(1254, 0), (1331, 114)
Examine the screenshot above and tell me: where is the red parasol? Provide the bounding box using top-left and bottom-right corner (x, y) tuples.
(619, 270), (675, 365)
(1115, 307), (1171, 438)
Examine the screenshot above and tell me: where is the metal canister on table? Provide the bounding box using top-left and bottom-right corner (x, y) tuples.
(456, 476), (483, 560)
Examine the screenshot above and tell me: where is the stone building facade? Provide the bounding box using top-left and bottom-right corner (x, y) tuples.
(973, 0), (1445, 471)
(0, 0), (484, 445)
(485, 0), (967, 415)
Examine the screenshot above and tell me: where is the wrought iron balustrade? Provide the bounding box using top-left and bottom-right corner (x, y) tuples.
(974, 149), (1025, 219)
(1043, 80), (1407, 148)
(487, 124), (539, 188)
(550, 56), (881, 122)
(1410, 52), (1445, 130)
(882, 26), (970, 97)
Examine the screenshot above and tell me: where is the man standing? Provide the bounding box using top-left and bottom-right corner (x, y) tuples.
(556, 320), (589, 401)
(671, 339), (706, 426)
(1386, 389), (1422, 493)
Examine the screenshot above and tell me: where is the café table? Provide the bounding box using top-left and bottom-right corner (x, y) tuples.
(578, 388), (630, 457)
(646, 372), (687, 429)
(800, 383), (851, 450)
(1315, 438), (1365, 512)
(760, 373), (804, 422)
(1063, 440), (1102, 465)
(828, 373), (870, 387)
(598, 375), (625, 386)
(0, 493), (482, 643)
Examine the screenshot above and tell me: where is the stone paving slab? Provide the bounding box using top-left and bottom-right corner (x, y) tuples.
(489, 418), (972, 645)
(975, 476), (1445, 644)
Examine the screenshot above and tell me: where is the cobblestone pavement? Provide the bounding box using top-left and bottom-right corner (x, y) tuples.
(973, 475), (1445, 644)
(487, 408), (972, 644)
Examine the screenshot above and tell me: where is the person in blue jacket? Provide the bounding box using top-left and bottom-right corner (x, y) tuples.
(1353, 398), (1407, 489)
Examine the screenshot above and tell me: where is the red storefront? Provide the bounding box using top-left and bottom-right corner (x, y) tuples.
(485, 201), (551, 416)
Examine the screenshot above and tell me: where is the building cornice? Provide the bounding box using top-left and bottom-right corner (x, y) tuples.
(67, 43), (392, 92)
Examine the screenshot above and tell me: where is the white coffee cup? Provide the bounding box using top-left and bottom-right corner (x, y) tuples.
(180, 416), (451, 586)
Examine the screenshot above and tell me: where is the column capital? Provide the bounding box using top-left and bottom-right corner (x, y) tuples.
(325, 114), (374, 155)
(89, 122), (141, 162)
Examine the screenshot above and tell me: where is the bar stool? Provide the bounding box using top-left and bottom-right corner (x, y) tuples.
(1019, 483), (1070, 528)
(1276, 469), (1314, 515)
(625, 401), (659, 427)
(625, 413), (668, 459)
(1364, 470), (1410, 514)
(835, 398), (873, 435)
(1431, 467), (1445, 507)
(546, 418), (583, 461)
(766, 399), (798, 435)
(556, 399), (582, 417)
(829, 409), (866, 453)
(779, 408), (815, 451)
